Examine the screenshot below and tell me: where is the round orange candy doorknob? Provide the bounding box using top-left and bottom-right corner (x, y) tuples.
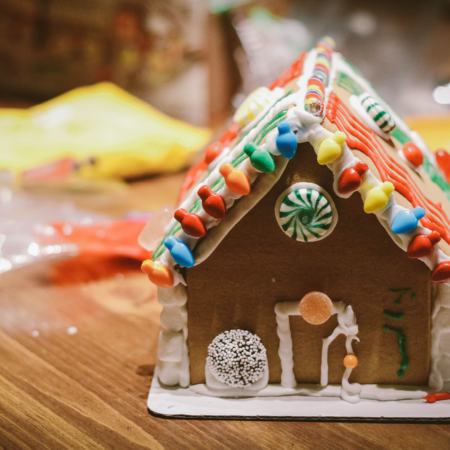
(344, 354), (358, 369)
(298, 291), (333, 325)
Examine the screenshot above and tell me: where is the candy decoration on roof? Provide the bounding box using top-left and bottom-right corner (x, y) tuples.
(337, 161), (369, 194)
(219, 163), (251, 195)
(219, 122), (239, 144)
(279, 188), (333, 242)
(363, 181), (394, 213)
(402, 143), (423, 168)
(276, 121), (297, 159)
(407, 231), (441, 258)
(198, 185), (226, 219)
(243, 142), (276, 173)
(204, 141), (224, 164)
(431, 261), (450, 284)
(174, 208), (206, 238)
(391, 207), (426, 235)
(270, 52), (306, 90)
(343, 354), (358, 369)
(141, 260), (174, 288)
(299, 291), (333, 325)
(304, 36), (334, 116)
(305, 76), (325, 116)
(233, 87), (276, 128)
(435, 149), (450, 183)
(359, 93), (396, 134)
(165, 236), (195, 268)
(317, 131), (346, 165)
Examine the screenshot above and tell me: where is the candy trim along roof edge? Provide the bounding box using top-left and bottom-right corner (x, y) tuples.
(144, 38), (450, 294)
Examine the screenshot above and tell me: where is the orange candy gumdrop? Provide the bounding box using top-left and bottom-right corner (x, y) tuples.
(141, 260), (174, 288)
(344, 354), (358, 369)
(299, 291), (333, 325)
(219, 163), (251, 195)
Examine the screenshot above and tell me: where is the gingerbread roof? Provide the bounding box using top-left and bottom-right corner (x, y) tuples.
(142, 37), (450, 289)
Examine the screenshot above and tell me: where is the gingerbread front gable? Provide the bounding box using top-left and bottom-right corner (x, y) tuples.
(141, 37), (450, 402)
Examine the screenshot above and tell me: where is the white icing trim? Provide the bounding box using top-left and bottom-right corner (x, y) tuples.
(275, 298), (361, 403)
(190, 382), (428, 401)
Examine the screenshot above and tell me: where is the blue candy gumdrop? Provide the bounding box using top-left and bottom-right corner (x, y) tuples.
(276, 121), (297, 160)
(165, 236), (195, 268)
(391, 206), (426, 235)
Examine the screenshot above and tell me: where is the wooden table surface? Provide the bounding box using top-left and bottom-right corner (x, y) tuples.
(2, 173), (450, 450)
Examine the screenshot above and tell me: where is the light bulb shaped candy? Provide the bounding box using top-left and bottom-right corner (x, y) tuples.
(363, 181), (394, 213)
(317, 131), (346, 165)
(219, 163), (251, 195)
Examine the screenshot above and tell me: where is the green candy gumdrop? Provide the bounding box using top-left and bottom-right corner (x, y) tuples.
(244, 142), (275, 174)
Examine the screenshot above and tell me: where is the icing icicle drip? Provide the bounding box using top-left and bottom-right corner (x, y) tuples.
(275, 296), (361, 403)
(275, 301), (299, 388)
(320, 302), (361, 403)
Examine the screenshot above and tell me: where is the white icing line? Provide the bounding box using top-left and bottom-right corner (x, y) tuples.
(275, 301), (299, 388)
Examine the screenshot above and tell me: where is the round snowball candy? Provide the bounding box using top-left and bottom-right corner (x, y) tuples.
(299, 291), (333, 325)
(207, 329), (267, 388)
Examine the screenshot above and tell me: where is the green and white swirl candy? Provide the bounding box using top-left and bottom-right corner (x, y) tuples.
(278, 187), (334, 242)
(359, 93), (396, 134)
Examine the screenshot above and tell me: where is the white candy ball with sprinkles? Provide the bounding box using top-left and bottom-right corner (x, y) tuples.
(207, 329), (267, 388)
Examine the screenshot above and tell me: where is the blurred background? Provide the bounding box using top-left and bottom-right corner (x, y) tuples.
(0, 0), (450, 278)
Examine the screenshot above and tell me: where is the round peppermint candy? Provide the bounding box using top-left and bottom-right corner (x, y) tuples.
(359, 93), (396, 134)
(275, 183), (338, 242)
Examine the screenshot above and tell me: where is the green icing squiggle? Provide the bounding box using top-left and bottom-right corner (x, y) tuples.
(383, 325), (409, 378)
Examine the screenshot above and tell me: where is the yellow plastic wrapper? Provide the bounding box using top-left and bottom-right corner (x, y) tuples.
(406, 115), (450, 153)
(0, 82), (211, 181)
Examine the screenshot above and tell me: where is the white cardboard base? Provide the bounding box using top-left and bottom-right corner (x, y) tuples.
(148, 374), (450, 420)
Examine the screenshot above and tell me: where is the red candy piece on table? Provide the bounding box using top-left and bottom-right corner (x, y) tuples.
(431, 261), (450, 284)
(220, 122), (239, 144)
(403, 143), (423, 168)
(204, 141), (224, 164)
(337, 161), (369, 194)
(174, 208), (206, 238)
(423, 392), (450, 403)
(407, 231), (441, 258)
(197, 185), (226, 220)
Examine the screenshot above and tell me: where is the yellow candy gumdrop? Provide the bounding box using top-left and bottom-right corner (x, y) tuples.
(363, 181), (394, 213)
(317, 131), (346, 165)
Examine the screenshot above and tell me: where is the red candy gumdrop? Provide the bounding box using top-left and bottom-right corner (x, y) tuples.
(403, 143), (423, 168)
(204, 141), (224, 164)
(436, 149), (450, 183)
(337, 161), (369, 194)
(197, 185), (226, 220)
(407, 231), (441, 259)
(431, 261), (450, 284)
(174, 208), (206, 238)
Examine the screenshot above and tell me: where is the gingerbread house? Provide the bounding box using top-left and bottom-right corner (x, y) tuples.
(141, 37), (450, 404)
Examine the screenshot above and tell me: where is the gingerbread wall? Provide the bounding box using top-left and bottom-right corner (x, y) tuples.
(186, 142), (431, 386)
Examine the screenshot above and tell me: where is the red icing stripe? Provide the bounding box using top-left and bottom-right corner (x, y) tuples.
(270, 52), (307, 90)
(326, 93), (450, 245)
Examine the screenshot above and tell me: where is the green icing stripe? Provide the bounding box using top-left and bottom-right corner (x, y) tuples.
(383, 325), (409, 378)
(389, 288), (411, 294)
(384, 310), (404, 320)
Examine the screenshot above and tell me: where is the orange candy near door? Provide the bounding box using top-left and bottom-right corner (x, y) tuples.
(299, 291), (333, 325)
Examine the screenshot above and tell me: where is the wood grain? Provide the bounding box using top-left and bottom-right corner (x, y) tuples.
(1, 175), (450, 449)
